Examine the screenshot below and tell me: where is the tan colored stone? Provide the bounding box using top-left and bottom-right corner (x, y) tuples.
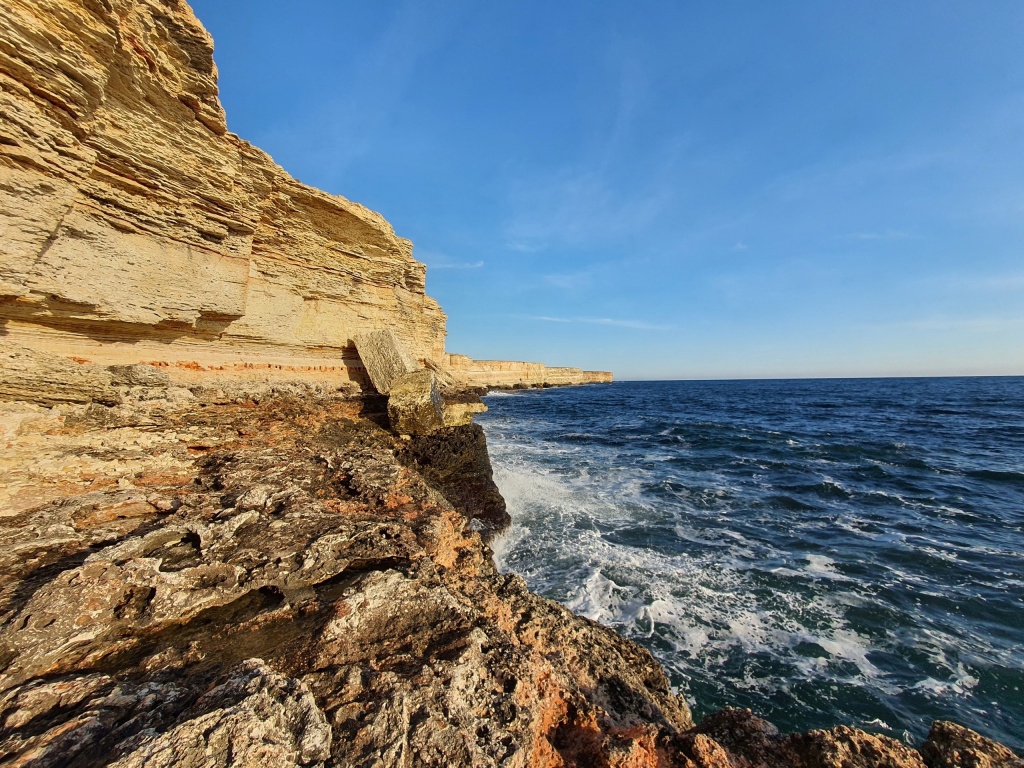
(0, 0), (445, 387)
(353, 329), (418, 394)
(922, 721), (1023, 768)
(0, 342), (120, 406)
(387, 369), (445, 436)
(107, 364), (170, 387)
(444, 353), (613, 389)
(443, 400), (487, 427)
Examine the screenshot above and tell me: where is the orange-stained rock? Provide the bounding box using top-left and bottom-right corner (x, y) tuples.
(0, 390), (691, 767)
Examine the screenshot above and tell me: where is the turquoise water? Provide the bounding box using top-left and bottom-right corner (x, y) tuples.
(479, 378), (1024, 749)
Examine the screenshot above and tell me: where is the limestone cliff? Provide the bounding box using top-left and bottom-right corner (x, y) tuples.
(0, 2), (1019, 767)
(1, 0), (445, 386)
(446, 354), (613, 389)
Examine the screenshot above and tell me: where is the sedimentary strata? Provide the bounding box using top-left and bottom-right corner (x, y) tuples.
(1, 1), (1019, 765)
(445, 354), (613, 389)
(0, 0), (445, 387)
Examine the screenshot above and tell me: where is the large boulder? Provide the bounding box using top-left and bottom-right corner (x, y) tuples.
(387, 370), (445, 436)
(353, 330), (418, 394)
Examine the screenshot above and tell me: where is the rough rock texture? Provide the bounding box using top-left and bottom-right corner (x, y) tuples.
(0, 341), (122, 406)
(353, 330), (419, 395)
(1, 388), (1018, 767)
(445, 354), (613, 389)
(921, 721), (1024, 768)
(387, 369), (445, 436)
(398, 423), (511, 538)
(0, 0), (445, 387)
(1, 1), (1018, 765)
(0, 388), (695, 767)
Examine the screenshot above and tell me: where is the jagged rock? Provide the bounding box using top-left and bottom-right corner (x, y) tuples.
(788, 726), (927, 768)
(109, 660), (332, 768)
(0, 0), (1016, 765)
(0, 393), (695, 767)
(387, 369), (445, 436)
(921, 721), (1024, 768)
(693, 708), (786, 765)
(399, 423), (510, 537)
(352, 329), (418, 395)
(443, 400), (488, 427)
(107, 365), (170, 387)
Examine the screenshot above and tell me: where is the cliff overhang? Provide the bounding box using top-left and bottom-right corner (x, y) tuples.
(0, 2), (1017, 766)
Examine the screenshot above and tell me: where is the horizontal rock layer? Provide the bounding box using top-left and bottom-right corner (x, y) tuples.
(3, 1), (1016, 765)
(0, 0), (445, 387)
(445, 353), (613, 389)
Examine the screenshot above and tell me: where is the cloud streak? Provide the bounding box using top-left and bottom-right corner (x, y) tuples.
(430, 260), (485, 270)
(529, 315), (672, 331)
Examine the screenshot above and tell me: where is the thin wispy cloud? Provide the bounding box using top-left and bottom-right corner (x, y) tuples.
(418, 250), (485, 270)
(431, 260), (485, 270)
(506, 241), (545, 253)
(850, 230), (913, 241)
(529, 315), (672, 331)
(504, 169), (671, 251)
(255, 0), (465, 179)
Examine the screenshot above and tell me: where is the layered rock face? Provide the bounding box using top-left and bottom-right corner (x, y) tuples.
(445, 354), (613, 389)
(0, 0), (445, 387)
(1, 2), (1020, 766)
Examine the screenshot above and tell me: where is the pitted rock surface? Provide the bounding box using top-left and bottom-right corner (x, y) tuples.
(0, 390), (1019, 767)
(0, 391), (695, 767)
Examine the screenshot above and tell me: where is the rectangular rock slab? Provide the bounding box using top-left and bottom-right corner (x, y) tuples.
(0, 343), (121, 406)
(353, 330), (418, 394)
(387, 370), (445, 436)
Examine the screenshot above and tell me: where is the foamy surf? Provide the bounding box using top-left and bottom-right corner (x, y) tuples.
(479, 379), (1024, 749)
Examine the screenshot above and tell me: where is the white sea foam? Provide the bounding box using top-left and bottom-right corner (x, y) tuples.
(913, 663), (980, 696)
(491, 436), (890, 695)
(803, 554), (851, 581)
(477, 379), (1024, 746)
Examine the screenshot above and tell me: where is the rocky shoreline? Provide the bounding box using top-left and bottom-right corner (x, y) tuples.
(0, 0), (1019, 763)
(0, 367), (1020, 767)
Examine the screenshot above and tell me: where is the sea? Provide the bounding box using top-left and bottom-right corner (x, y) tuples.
(479, 378), (1024, 750)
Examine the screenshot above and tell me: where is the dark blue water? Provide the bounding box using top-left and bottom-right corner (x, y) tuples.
(478, 378), (1024, 749)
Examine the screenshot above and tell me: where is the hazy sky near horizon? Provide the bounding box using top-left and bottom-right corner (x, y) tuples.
(190, 1), (1024, 379)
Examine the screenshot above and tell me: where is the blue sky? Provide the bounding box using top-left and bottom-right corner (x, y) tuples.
(190, 1), (1024, 379)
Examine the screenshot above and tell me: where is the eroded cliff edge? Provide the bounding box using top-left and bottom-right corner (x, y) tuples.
(1, 380), (1018, 768)
(1, 0), (611, 390)
(1, 0), (445, 385)
(0, 2), (1018, 766)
